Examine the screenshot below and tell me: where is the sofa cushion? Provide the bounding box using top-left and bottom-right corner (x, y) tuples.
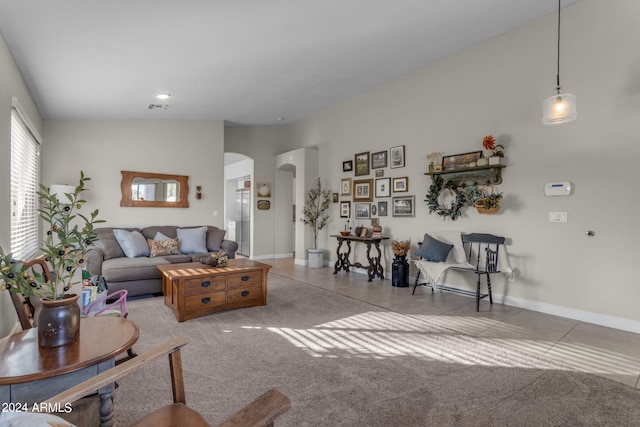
(94, 227), (140, 260)
(177, 226), (207, 254)
(162, 254), (195, 264)
(153, 231), (172, 241)
(206, 226), (226, 251)
(148, 237), (180, 257)
(101, 257), (170, 282)
(113, 229), (150, 258)
(141, 226), (178, 240)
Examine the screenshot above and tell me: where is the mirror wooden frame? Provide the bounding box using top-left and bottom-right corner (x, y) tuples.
(120, 171), (189, 208)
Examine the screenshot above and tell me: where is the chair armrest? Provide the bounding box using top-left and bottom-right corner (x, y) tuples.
(85, 245), (105, 276)
(220, 240), (239, 259)
(43, 338), (189, 406)
(217, 388), (291, 427)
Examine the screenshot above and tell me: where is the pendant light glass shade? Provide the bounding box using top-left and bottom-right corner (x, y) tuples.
(542, 89), (576, 125)
(542, 0), (576, 125)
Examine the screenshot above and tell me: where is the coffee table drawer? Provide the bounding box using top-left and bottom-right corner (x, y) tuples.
(185, 291), (226, 313)
(185, 275), (226, 296)
(228, 270), (262, 289)
(227, 285), (263, 308)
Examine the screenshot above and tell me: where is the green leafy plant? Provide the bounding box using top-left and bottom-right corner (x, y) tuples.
(0, 172), (104, 300)
(301, 178), (331, 250)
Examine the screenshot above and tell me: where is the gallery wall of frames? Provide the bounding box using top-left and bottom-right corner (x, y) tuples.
(339, 145), (415, 235)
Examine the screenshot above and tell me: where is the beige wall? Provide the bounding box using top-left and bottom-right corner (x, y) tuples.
(42, 120), (225, 229)
(0, 33), (43, 337)
(287, 0), (640, 330)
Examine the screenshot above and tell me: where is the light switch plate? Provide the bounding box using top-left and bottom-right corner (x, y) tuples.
(549, 211), (568, 223)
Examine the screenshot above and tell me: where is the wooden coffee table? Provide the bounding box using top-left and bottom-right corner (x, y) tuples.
(158, 258), (271, 322)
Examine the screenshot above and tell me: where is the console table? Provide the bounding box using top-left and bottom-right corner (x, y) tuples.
(331, 235), (389, 281)
(0, 317), (139, 427)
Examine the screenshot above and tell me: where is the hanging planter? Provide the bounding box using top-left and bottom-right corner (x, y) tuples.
(474, 184), (503, 215)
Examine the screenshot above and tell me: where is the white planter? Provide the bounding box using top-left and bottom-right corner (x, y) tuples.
(308, 249), (324, 268)
(477, 157), (489, 167)
(488, 156), (503, 165)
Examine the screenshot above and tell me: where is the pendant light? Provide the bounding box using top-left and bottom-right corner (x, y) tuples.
(542, 0), (576, 125)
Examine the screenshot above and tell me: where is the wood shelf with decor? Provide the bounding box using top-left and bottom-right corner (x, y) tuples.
(425, 164), (506, 186)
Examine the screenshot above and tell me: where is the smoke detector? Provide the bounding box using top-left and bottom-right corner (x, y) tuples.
(147, 103), (169, 110)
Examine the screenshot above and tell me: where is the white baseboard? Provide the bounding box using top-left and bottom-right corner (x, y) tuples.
(496, 293), (640, 334)
(294, 258), (307, 266)
(251, 253), (294, 260)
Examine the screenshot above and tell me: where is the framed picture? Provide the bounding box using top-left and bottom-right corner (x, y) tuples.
(378, 201), (388, 216)
(340, 178), (352, 196)
(375, 177), (391, 198)
(353, 179), (373, 202)
(390, 145), (405, 168)
(340, 201), (351, 218)
(371, 204), (377, 215)
(392, 177), (408, 193)
(354, 203), (371, 219)
(371, 218), (380, 226)
(392, 195), (415, 217)
(332, 193), (339, 203)
(257, 182), (271, 198)
(371, 150), (387, 169)
(375, 169), (384, 177)
(442, 150), (482, 171)
(342, 160), (353, 172)
(257, 200), (270, 210)
(355, 152), (370, 176)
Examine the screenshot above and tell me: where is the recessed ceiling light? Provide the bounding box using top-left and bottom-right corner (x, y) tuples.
(277, 117), (286, 121)
(156, 93), (171, 100)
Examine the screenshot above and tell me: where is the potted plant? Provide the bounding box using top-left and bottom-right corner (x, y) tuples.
(474, 185), (503, 215)
(0, 171), (104, 347)
(301, 178), (331, 268)
(482, 135), (505, 165)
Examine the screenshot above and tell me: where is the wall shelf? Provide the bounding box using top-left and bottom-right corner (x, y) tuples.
(425, 164), (505, 186)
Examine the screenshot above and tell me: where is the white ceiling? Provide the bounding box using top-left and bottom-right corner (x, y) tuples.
(0, 0), (578, 126)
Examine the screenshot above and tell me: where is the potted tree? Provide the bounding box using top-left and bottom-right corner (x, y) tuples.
(301, 178), (331, 268)
(0, 171), (104, 347)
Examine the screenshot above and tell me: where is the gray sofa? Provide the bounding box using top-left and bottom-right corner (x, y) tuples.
(86, 226), (238, 297)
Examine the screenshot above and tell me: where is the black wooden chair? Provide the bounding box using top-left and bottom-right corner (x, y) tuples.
(413, 233), (506, 311)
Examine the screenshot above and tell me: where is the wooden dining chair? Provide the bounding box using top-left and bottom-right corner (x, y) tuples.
(8, 258), (50, 330)
(43, 337), (291, 427)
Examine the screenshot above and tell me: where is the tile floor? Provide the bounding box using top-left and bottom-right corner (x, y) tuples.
(266, 257), (640, 389)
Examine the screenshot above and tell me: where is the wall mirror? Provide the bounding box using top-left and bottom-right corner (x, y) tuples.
(120, 171), (189, 208)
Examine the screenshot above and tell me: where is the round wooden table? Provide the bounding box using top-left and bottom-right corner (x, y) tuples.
(0, 316), (139, 426)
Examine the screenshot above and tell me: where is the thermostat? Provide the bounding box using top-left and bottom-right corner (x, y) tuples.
(544, 182), (572, 196)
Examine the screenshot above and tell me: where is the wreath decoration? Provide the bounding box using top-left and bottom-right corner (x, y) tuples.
(425, 176), (468, 221)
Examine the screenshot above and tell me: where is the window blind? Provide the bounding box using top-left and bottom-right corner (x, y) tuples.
(10, 106), (41, 261)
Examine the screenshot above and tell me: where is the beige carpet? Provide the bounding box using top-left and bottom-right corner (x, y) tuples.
(114, 273), (640, 426)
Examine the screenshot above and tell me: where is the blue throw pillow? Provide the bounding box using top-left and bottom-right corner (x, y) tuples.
(415, 234), (453, 263)
(177, 226), (208, 254)
(113, 229), (150, 258)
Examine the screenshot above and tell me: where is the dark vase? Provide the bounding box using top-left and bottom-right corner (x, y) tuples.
(37, 293), (81, 348)
(392, 256), (409, 287)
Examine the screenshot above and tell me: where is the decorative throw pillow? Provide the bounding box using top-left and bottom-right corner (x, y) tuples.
(415, 234), (453, 263)
(148, 238), (180, 257)
(177, 226), (208, 254)
(113, 229), (150, 258)
(94, 228), (127, 260)
(153, 231), (172, 241)
(206, 227), (227, 251)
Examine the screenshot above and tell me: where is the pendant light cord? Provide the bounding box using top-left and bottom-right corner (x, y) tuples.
(556, 0), (561, 89)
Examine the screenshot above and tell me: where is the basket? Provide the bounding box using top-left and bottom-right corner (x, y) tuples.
(474, 184), (501, 215)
